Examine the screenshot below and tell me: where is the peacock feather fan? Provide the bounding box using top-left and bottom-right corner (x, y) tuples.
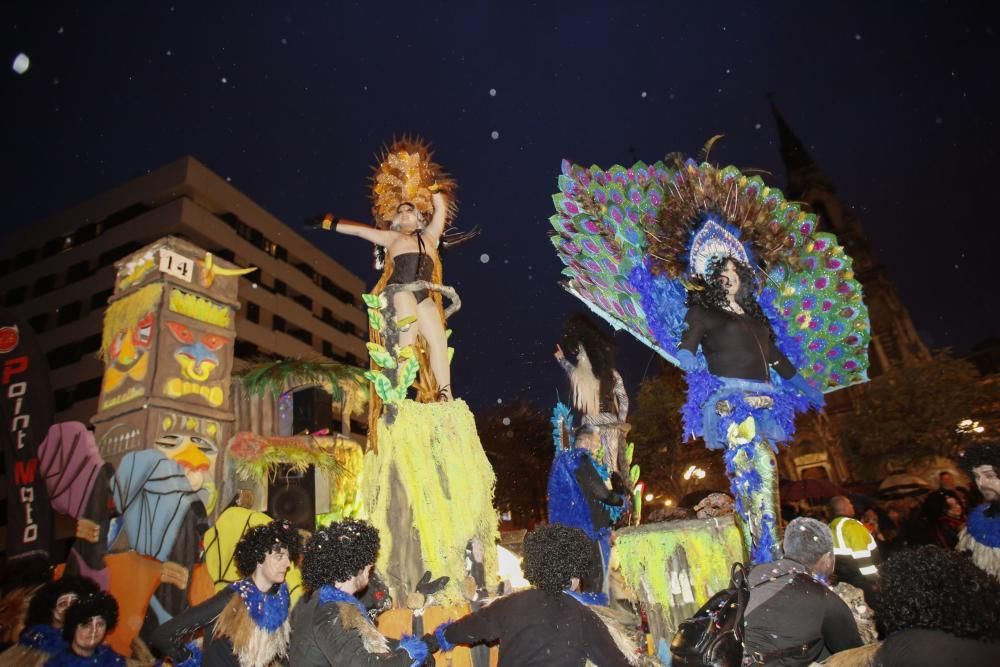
(549, 153), (871, 393)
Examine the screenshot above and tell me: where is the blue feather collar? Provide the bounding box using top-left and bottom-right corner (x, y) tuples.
(20, 623), (65, 653)
(227, 578), (290, 632)
(317, 585), (371, 624)
(44, 645), (125, 666)
(966, 504), (1000, 548)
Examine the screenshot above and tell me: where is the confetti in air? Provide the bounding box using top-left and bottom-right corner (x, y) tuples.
(12, 53), (29, 75)
(489, 88), (496, 96)
(480, 253), (490, 264)
(491, 130), (499, 140)
(502, 417), (511, 426)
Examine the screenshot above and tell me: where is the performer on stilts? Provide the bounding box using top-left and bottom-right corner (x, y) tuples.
(548, 141), (871, 562)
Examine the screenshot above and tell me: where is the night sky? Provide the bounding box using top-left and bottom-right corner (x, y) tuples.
(3, 2), (997, 412)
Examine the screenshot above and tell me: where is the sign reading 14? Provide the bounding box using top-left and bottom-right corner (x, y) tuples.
(159, 249), (194, 283)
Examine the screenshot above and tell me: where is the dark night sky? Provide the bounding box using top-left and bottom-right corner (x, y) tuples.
(2, 2), (997, 411)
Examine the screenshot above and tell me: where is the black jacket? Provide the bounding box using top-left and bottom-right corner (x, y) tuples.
(150, 587), (239, 667)
(288, 593), (417, 666)
(443, 588), (631, 667)
(743, 558), (861, 666)
(873, 629), (1000, 666)
(680, 305), (795, 382)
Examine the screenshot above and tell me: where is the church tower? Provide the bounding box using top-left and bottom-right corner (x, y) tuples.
(771, 106), (931, 483)
(772, 105), (930, 375)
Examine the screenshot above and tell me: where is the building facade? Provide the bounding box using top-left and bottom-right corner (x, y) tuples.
(770, 107), (931, 483)
(0, 156), (369, 431)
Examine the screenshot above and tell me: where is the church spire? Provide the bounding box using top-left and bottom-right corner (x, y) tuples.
(770, 101), (834, 197)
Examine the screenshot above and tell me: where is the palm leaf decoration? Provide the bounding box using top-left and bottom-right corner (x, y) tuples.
(235, 358), (368, 400)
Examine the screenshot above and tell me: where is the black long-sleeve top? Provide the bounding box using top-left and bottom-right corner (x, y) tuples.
(573, 457), (624, 532)
(680, 305), (795, 382)
(287, 594), (416, 667)
(443, 588), (632, 667)
(150, 587), (238, 666)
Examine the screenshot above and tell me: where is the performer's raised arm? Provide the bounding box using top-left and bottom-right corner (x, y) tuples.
(323, 216), (397, 247)
(424, 191), (448, 243)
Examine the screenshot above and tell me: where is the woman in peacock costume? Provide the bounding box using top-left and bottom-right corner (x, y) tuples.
(548, 145), (871, 563)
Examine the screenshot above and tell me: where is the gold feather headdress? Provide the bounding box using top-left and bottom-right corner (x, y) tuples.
(370, 137), (458, 229)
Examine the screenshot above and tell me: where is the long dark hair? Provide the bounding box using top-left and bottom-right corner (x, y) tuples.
(687, 256), (769, 326)
(560, 314), (615, 392)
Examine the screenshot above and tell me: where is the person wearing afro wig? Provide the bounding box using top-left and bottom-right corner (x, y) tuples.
(288, 520), (433, 666)
(45, 590), (124, 666)
(0, 576), (100, 667)
(871, 545), (1000, 666)
(957, 440), (1000, 581)
(151, 519), (302, 667)
(433, 524), (636, 667)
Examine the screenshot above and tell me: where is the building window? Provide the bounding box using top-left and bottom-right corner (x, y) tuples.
(102, 203), (151, 230)
(322, 341), (334, 358)
(41, 237), (64, 259)
(75, 222), (99, 243)
(294, 294), (312, 310)
(14, 248), (37, 270)
(275, 246), (287, 261)
(74, 377), (103, 401)
(296, 263), (315, 280)
(98, 241), (142, 267)
(3, 286), (27, 307)
(57, 301), (82, 326)
(0, 258), (9, 276)
(33, 274), (58, 297)
(289, 328), (313, 346)
(54, 389), (74, 412)
(273, 315), (286, 333)
(67, 261), (90, 283)
(90, 288), (113, 310)
(273, 280), (287, 296)
(78, 333), (102, 355)
(47, 342), (79, 369)
(28, 313), (49, 334)
(234, 341), (259, 358)
(245, 301), (260, 324)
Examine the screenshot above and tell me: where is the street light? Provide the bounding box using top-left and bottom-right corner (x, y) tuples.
(957, 419), (985, 434)
(644, 492), (654, 502)
(663, 499), (674, 507)
(683, 465), (707, 480)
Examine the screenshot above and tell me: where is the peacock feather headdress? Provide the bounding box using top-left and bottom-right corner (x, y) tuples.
(548, 144), (871, 393)
(370, 137), (458, 229)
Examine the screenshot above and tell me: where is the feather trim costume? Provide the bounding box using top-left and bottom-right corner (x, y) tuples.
(548, 147), (871, 563)
(956, 504), (1000, 581)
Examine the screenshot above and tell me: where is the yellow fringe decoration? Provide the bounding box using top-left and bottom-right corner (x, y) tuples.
(615, 517), (744, 612)
(361, 399), (499, 604)
(317, 438), (365, 524)
(100, 283), (163, 362)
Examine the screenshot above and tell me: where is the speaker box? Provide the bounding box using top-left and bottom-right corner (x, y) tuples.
(292, 387), (334, 435)
(267, 463), (316, 531)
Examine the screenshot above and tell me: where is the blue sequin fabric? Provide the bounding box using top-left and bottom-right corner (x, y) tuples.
(227, 579), (290, 632)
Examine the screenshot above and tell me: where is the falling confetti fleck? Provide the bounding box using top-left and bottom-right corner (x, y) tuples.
(281, 37), (288, 45)
(489, 88), (496, 96)
(855, 34), (862, 40)
(480, 253), (490, 263)
(755, 123), (762, 130)
(935, 117), (943, 125)
(12, 53), (30, 75)
(502, 417), (511, 426)
(166, 50), (172, 56)
(221, 76), (228, 83)
(491, 130), (499, 140)
(496, 398), (503, 404)
(641, 91), (647, 98)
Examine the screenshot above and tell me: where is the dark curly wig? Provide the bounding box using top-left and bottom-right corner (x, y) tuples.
(687, 256), (769, 327)
(879, 545), (1000, 641)
(560, 314), (616, 395)
(522, 525), (592, 596)
(959, 440), (1000, 475)
(234, 519), (303, 578)
(25, 576), (101, 628)
(61, 591), (119, 643)
(301, 520), (380, 592)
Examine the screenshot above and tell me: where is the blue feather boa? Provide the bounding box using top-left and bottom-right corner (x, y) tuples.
(434, 621), (456, 652)
(228, 579), (290, 632)
(966, 504), (1000, 548)
(317, 585), (370, 621)
(44, 645), (125, 666)
(20, 624), (65, 654)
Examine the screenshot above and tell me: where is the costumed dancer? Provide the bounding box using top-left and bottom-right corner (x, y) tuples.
(957, 440), (1000, 581)
(288, 520), (432, 666)
(548, 405), (627, 600)
(432, 525), (647, 667)
(0, 577), (100, 667)
(309, 138), (463, 409)
(150, 519), (302, 667)
(554, 315), (630, 474)
(45, 591), (125, 667)
(548, 145), (871, 562)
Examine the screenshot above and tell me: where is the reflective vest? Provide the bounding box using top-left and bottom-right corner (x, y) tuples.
(830, 516), (878, 577)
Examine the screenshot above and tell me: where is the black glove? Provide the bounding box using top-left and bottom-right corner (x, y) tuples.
(415, 570), (450, 596)
(610, 472), (627, 495)
(421, 633), (440, 655)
